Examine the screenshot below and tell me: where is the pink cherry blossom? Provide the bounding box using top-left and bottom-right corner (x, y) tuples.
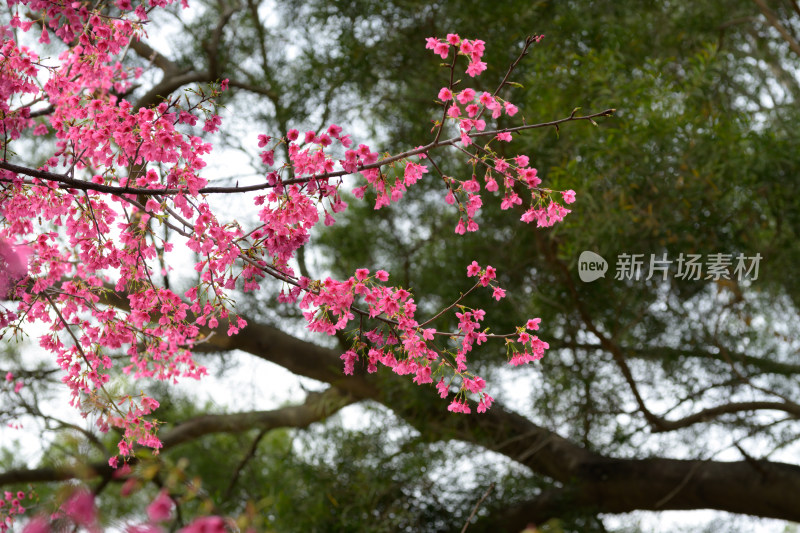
(0, 27), (570, 524)
(526, 318), (541, 330)
(457, 88), (476, 104)
(147, 490), (174, 522)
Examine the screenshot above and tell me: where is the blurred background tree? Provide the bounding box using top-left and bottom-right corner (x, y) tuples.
(4, 0), (800, 531)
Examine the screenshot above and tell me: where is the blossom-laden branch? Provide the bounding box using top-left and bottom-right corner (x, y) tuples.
(0, 108), (613, 197)
(0, 3), (613, 528)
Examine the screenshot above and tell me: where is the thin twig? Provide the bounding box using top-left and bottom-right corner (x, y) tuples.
(460, 482), (496, 533)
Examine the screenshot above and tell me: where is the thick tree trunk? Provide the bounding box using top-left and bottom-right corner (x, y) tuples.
(204, 316), (800, 525)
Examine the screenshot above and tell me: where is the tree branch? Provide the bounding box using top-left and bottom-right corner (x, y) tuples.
(159, 387), (356, 448)
(183, 312), (800, 523)
(751, 0), (800, 57)
(0, 388), (356, 487)
(0, 108), (615, 197)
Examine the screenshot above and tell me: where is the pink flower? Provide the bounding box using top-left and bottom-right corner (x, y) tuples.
(340, 350), (358, 375)
(181, 516), (227, 533)
(0, 238), (31, 297)
(446, 33), (460, 45)
(147, 490), (174, 522)
(504, 102), (519, 116)
(496, 132), (512, 142)
(22, 517), (50, 533)
(477, 394), (494, 413)
(526, 318), (541, 330)
(64, 489), (97, 528)
(438, 87), (454, 101)
(355, 268), (370, 281)
(494, 158), (509, 173)
(562, 189), (576, 204)
(202, 114), (222, 133)
(466, 61), (487, 77)
(375, 270), (389, 282)
(467, 260), (481, 277)
(436, 378), (449, 398)
(457, 88), (475, 104)
(463, 376), (485, 393)
(470, 39), (486, 58)
(447, 399), (471, 413)
(413, 365), (432, 385)
(434, 42), (449, 59)
(327, 124), (342, 137)
(492, 287), (506, 300)
(286, 129), (299, 141)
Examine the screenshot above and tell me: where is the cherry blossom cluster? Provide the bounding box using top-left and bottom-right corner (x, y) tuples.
(427, 35), (577, 234)
(426, 34), (488, 77)
(0, 489), (34, 533)
(1, 1), (239, 470)
(322, 262), (547, 414)
(0, 0), (598, 493)
(333, 265), (502, 411)
(0, 39), (40, 144)
(3, 371), (24, 394)
(0, 2), (612, 525)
